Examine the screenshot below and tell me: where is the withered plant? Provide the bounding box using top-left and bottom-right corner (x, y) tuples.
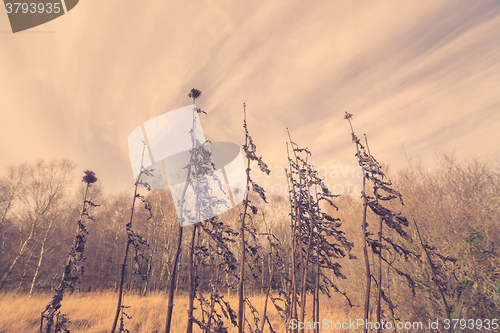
(237, 103), (273, 333)
(40, 170), (98, 333)
(165, 88), (205, 333)
(188, 210), (240, 333)
(345, 112), (456, 333)
(187, 102), (269, 333)
(285, 130), (354, 333)
(110, 147), (151, 333)
(166, 88), (239, 333)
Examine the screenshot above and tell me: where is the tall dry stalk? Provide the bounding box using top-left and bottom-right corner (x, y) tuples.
(164, 88), (202, 333)
(344, 112), (371, 333)
(111, 149), (151, 333)
(186, 88), (202, 333)
(238, 103), (251, 333)
(344, 112), (455, 331)
(260, 213), (274, 333)
(110, 183), (138, 333)
(167, 88), (222, 333)
(40, 170), (98, 333)
(164, 223), (182, 333)
(286, 142), (299, 329)
(286, 129), (354, 332)
(364, 133), (384, 333)
(413, 217), (453, 333)
(239, 102), (270, 332)
(185, 95), (243, 332)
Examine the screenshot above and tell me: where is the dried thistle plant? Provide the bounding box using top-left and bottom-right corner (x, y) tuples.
(285, 129), (354, 331)
(111, 145), (151, 333)
(166, 88), (238, 333)
(186, 93), (245, 333)
(165, 88), (207, 333)
(118, 305), (132, 333)
(82, 170), (97, 185)
(188, 88), (202, 101)
(238, 103), (271, 333)
(40, 170), (99, 333)
(192, 216), (239, 332)
(345, 112), (456, 333)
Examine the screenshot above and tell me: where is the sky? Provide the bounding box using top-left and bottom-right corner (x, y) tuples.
(1, 0), (499, 197)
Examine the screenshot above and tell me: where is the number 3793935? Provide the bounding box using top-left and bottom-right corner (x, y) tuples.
(5, 2), (62, 14)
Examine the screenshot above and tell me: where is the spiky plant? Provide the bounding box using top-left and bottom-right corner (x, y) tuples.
(238, 102), (271, 333)
(165, 88), (204, 333)
(285, 130), (354, 332)
(166, 88), (237, 333)
(40, 170), (98, 333)
(345, 112), (456, 333)
(186, 87), (206, 333)
(111, 148), (151, 333)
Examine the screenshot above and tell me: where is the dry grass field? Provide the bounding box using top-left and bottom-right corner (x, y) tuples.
(0, 291), (357, 333)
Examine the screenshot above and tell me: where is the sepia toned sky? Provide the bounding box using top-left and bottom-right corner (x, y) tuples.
(1, 0), (499, 197)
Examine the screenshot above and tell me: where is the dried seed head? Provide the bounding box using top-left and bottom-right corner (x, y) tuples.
(188, 88), (202, 100)
(344, 111), (353, 120)
(82, 170), (97, 184)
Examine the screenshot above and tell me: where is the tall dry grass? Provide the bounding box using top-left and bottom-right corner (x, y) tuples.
(0, 291), (356, 333)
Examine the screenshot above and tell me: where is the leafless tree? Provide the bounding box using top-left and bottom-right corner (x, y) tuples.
(0, 159), (74, 292)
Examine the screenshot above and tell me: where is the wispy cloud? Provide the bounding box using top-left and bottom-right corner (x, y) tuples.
(1, 0), (499, 194)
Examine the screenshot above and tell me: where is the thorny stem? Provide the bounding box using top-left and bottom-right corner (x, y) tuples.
(260, 214), (273, 333)
(364, 133), (383, 333)
(313, 248), (320, 333)
(360, 176), (371, 333)
(238, 103), (250, 333)
(187, 224), (198, 333)
(298, 148), (315, 329)
(187, 94), (202, 333)
(205, 250), (221, 332)
(413, 218), (452, 333)
(376, 216), (383, 333)
(164, 225), (183, 333)
(40, 180), (93, 333)
(287, 128), (307, 325)
(167, 93), (201, 333)
(111, 182), (139, 333)
(286, 136), (299, 331)
(346, 115), (371, 333)
(287, 128), (326, 331)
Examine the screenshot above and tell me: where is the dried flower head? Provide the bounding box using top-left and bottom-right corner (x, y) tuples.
(82, 170), (97, 184)
(188, 88), (202, 101)
(344, 111), (353, 120)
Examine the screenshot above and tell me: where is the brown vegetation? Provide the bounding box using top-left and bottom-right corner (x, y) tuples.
(0, 292), (354, 333)
(0, 106), (499, 332)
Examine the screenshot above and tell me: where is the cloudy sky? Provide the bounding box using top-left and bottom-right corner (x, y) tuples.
(1, 0), (499, 196)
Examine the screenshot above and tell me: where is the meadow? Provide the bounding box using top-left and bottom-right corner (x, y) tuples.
(0, 292), (356, 333)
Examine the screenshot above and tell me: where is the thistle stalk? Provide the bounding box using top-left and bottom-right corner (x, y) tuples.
(345, 112), (370, 333)
(238, 103), (251, 333)
(111, 183), (139, 333)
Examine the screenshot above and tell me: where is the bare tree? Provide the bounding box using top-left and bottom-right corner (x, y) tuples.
(0, 159), (74, 292)
(0, 164), (29, 230)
